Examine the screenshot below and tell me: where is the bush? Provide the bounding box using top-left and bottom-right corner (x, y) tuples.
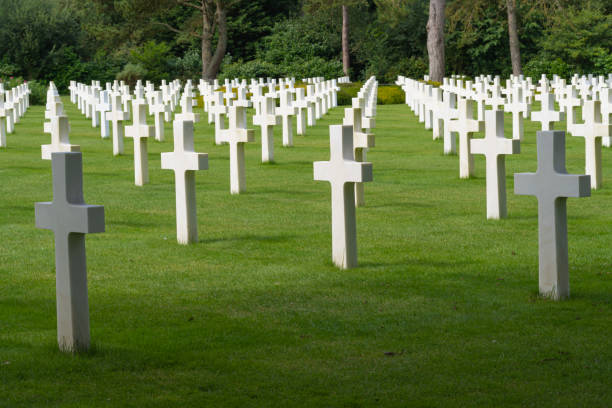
(377, 85), (404, 105)
(523, 56), (572, 80)
(170, 48), (202, 81)
(27, 80), (47, 105)
(0, 76), (25, 89)
(116, 63), (148, 87)
(130, 41), (172, 84)
(337, 83), (403, 106)
(219, 59), (283, 81)
(0, 62), (19, 77)
(337, 82), (363, 106)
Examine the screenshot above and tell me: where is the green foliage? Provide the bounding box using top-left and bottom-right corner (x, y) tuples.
(337, 82), (362, 106)
(538, 2), (612, 75)
(116, 63), (148, 87)
(337, 83), (403, 106)
(219, 59), (283, 81)
(169, 48), (203, 80)
(257, 17), (341, 69)
(130, 41), (172, 84)
(0, 0), (609, 84)
(0, 62), (19, 77)
(377, 85), (405, 104)
(523, 57), (572, 81)
(26, 80), (46, 105)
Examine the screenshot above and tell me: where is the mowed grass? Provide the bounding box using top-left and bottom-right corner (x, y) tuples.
(0, 96), (610, 407)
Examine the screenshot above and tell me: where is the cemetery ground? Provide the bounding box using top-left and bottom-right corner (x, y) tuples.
(1, 98), (611, 407)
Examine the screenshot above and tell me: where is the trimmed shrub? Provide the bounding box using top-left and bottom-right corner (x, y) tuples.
(337, 82), (363, 106)
(337, 83), (405, 106)
(116, 63), (147, 88)
(27, 80), (47, 105)
(377, 85), (404, 105)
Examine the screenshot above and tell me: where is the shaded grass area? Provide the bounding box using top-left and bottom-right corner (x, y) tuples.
(0, 99), (610, 407)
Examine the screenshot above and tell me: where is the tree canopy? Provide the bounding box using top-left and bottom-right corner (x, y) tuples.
(0, 0), (609, 91)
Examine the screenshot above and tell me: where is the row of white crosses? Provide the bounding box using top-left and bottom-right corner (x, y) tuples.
(0, 82), (31, 146)
(397, 74), (593, 300)
(42, 83), (80, 160)
(199, 76), (342, 164)
(400, 72), (612, 189)
(34, 75), (352, 353)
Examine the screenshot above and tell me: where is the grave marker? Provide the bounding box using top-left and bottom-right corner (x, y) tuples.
(35, 152), (105, 352)
(161, 118), (209, 244)
(514, 131), (590, 299)
(314, 125), (373, 269)
(448, 98), (483, 179)
(571, 100), (612, 189)
(221, 105), (254, 194)
(471, 110), (520, 219)
(125, 98), (153, 186)
(42, 115), (80, 160)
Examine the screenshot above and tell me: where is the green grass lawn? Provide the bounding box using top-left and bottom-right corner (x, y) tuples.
(0, 97), (610, 407)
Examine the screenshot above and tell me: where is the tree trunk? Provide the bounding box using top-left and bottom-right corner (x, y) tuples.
(342, 5), (350, 77)
(426, 0), (446, 82)
(506, 0), (522, 75)
(201, 1), (214, 80)
(204, 0), (227, 80)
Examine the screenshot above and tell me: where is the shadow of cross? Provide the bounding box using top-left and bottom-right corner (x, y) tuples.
(514, 131), (590, 300)
(35, 152), (105, 353)
(314, 125), (373, 269)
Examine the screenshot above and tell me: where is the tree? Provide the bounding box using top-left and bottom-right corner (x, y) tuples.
(426, 0), (445, 82)
(156, 0), (235, 80)
(506, 0), (522, 75)
(342, 5), (350, 77)
(303, 0), (364, 79)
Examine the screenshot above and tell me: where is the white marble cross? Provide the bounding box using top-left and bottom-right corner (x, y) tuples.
(431, 88), (444, 140)
(562, 85), (582, 136)
(504, 83), (530, 140)
(42, 115), (80, 160)
(259, 95), (280, 163)
(598, 87), (612, 147)
(125, 98), (153, 186)
(223, 81), (235, 106)
(221, 105), (255, 194)
(178, 86), (200, 123)
(515, 131), (590, 300)
(448, 98), (483, 179)
(106, 92), (129, 156)
(35, 152), (105, 352)
(441, 91), (458, 154)
(90, 87), (101, 128)
(0, 95), (6, 147)
(294, 88), (309, 135)
(161, 118), (208, 244)
(314, 125), (373, 269)
(151, 91), (169, 141)
(571, 100), (612, 189)
(211, 91), (227, 145)
(277, 89), (297, 147)
(532, 90), (565, 131)
(96, 90), (111, 139)
(486, 84), (506, 111)
(305, 85), (318, 126)
(471, 110), (520, 219)
(343, 107), (375, 207)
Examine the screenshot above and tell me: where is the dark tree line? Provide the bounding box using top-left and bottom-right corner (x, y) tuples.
(0, 0), (609, 91)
